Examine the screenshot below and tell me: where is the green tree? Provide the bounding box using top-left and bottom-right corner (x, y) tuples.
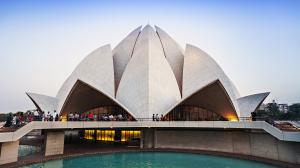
(289, 103), (300, 114)
(267, 103), (280, 119)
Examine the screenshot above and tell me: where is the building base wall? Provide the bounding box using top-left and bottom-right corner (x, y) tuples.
(154, 129), (300, 164)
(44, 131), (65, 156)
(0, 140), (19, 165)
(141, 128), (155, 149)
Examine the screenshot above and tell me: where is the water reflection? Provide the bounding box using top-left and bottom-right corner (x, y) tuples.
(18, 145), (41, 157)
(22, 152), (279, 168)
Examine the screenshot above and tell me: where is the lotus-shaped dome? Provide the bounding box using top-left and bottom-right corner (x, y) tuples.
(27, 25), (269, 121)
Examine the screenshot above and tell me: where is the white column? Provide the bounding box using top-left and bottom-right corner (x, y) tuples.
(0, 140), (19, 165)
(44, 131), (64, 156)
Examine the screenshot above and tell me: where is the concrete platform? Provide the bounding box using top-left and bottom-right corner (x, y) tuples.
(0, 121), (299, 143)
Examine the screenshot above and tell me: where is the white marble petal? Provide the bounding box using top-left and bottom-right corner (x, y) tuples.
(182, 44), (241, 117)
(155, 26), (184, 91)
(26, 92), (58, 114)
(113, 26), (142, 91)
(56, 44), (115, 114)
(237, 92), (270, 118)
(116, 25), (181, 118)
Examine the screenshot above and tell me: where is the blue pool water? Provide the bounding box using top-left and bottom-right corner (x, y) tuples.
(22, 152), (279, 168)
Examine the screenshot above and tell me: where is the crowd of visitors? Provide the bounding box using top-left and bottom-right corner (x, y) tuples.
(3, 110), (173, 129)
(67, 112), (133, 121)
(2, 110), (258, 129)
(3, 110), (136, 128)
(3, 110), (59, 128)
(4, 112), (34, 128)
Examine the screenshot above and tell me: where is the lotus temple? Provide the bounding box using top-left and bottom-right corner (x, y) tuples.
(0, 25), (299, 167)
(26, 24), (269, 121)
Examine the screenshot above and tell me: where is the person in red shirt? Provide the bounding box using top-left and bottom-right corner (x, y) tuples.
(19, 113), (24, 125)
(88, 113), (93, 121)
(29, 114), (33, 122)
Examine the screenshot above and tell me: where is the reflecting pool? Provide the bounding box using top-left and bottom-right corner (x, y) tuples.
(18, 145), (41, 157)
(22, 152), (279, 168)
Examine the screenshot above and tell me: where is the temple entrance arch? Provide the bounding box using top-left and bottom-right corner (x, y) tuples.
(59, 80), (135, 121)
(165, 105), (225, 121)
(164, 80), (238, 121)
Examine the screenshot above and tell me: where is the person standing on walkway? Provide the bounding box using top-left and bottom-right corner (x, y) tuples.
(19, 113), (24, 125)
(75, 113), (79, 121)
(69, 112), (74, 121)
(89, 113), (93, 121)
(16, 115), (20, 127)
(4, 113), (12, 127)
(53, 111), (57, 122)
(12, 114), (16, 126)
(42, 112), (45, 121)
(47, 112), (51, 121)
(34, 110), (39, 121)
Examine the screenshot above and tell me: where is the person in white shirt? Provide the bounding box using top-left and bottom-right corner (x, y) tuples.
(109, 114), (114, 121)
(74, 113), (79, 121)
(42, 112), (45, 121)
(69, 113), (74, 121)
(33, 110), (39, 121)
(117, 114), (123, 121)
(12, 115), (16, 125)
(53, 111), (57, 122)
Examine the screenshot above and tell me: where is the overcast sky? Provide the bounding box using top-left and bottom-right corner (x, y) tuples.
(0, 0), (299, 113)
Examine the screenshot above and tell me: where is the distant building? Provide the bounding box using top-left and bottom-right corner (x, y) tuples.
(264, 100), (276, 112)
(262, 100), (289, 113)
(278, 104), (289, 113)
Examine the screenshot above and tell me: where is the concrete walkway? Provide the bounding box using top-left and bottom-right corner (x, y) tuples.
(0, 121), (299, 143)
